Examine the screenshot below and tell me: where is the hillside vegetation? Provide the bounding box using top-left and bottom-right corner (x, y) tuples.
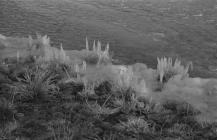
(0, 34), (217, 140)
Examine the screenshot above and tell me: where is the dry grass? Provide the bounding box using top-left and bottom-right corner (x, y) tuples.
(157, 57), (193, 83)
(13, 66), (59, 101)
(0, 34), (217, 140)
(84, 38), (111, 65)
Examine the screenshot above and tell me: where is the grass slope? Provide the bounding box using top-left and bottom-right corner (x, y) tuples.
(0, 34), (217, 140)
(0, 56), (216, 140)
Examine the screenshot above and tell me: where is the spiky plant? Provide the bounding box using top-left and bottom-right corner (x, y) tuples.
(157, 57), (192, 83)
(13, 66), (59, 101)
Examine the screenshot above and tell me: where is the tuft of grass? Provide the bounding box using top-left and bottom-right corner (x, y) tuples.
(0, 121), (18, 140)
(48, 119), (75, 140)
(81, 79), (96, 96)
(13, 66), (59, 102)
(84, 38), (111, 65)
(118, 117), (151, 134)
(0, 97), (15, 126)
(30, 34), (71, 64)
(86, 100), (120, 117)
(157, 57), (192, 83)
(115, 66), (134, 91)
(167, 123), (193, 137)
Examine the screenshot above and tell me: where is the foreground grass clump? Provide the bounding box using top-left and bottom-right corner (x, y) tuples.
(12, 65), (59, 102)
(0, 58), (216, 140)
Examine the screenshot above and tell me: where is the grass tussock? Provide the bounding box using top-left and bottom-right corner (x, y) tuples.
(157, 57), (193, 83)
(12, 66), (59, 102)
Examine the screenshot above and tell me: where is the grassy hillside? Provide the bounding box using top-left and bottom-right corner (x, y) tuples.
(0, 34), (217, 140)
